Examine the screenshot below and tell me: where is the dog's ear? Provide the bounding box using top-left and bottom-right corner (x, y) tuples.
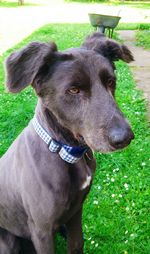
(82, 32), (134, 63)
(5, 41), (57, 93)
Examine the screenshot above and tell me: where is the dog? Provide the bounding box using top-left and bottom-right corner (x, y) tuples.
(0, 32), (134, 254)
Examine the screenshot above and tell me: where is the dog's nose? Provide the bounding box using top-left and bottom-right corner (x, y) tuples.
(108, 126), (134, 149)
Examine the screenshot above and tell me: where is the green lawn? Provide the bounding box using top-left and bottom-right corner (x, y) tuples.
(136, 30), (150, 50)
(65, 0), (150, 9)
(0, 24), (149, 254)
(0, 0), (39, 7)
(0, 1), (18, 7)
(117, 23), (150, 31)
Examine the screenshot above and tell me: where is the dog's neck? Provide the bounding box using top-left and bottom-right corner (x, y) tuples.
(35, 100), (81, 147)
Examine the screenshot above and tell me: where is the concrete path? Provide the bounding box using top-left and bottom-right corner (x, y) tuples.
(0, 2), (150, 54)
(118, 30), (150, 118)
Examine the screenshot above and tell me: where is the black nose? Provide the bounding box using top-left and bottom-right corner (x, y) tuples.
(108, 126), (134, 149)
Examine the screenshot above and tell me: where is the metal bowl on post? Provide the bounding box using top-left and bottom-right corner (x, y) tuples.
(88, 13), (121, 38)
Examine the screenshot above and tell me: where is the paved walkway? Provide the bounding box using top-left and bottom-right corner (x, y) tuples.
(118, 30), (150, 118)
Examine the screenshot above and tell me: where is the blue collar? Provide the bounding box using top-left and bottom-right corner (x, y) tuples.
(32, 116), (88, 164)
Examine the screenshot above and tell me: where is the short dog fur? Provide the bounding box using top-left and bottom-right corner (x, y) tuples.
(0, 32), (134, 254)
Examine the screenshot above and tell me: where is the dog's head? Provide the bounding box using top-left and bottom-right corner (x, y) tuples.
(5, 32), (134, 152)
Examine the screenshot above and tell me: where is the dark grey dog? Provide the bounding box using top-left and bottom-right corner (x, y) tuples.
(0, 32), (134, 254)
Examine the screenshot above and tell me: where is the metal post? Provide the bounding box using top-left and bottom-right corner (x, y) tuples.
(98, 26), (105, 34)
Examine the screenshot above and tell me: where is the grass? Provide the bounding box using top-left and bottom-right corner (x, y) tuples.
(0, 0), (39, 7)
(65, 0), (150, 9)
(65, 0), (106, 2)
(117, 23), (150, 31)
(116, 22), (150, 51)
(0, 1), (18, 7)
(0, 23), (150, 253)
(112, 1), (150, 9)
(1, 0), (150, 9)
(136, 30), (150, 50)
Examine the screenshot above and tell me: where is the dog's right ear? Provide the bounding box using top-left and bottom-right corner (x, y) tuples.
(5, 42), (57, 93)
(82, 32), (134, 63)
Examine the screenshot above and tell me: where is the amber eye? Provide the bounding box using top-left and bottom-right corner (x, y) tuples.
(67, 87), (80, 95)
(107, 79), (114, 87)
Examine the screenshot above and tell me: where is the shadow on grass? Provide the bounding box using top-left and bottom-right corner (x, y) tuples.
(0, 0), (41, 8)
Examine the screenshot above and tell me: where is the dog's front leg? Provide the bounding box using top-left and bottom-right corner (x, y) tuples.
(29, 223), (55, 254)
(66, 208), (84, 254)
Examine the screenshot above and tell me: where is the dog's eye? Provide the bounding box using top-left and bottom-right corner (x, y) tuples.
(107, 79), (115, 88)
(67, 87), (80, 95)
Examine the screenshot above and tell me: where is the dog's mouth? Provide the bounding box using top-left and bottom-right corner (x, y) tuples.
(75, 134), (88, 147)
(83, 139), (117, 153)
(75, 133), (114, 153)
(75, 132), (133, 153)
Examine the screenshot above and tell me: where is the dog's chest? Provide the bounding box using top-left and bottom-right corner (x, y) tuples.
(58, 155), (96, 223)
(68, 157), (94, 193)
(59, 182), (91, 226)
(69, 152), (96, 198)
(80, 175), (92, 190)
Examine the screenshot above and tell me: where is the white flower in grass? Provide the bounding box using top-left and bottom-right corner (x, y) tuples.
(95, 243), (99, 248)
(130, 233), (135, 237)
(98, 186), (101, 190)
(125, 230), (128, 235)
(119, 194), (123, 198)
(113, 168), (119, 173)
(125, 240), (128, 244)
(141, 162), (146, 166)
(93, 200), (98, 205)
(111, 178), (115, 182)
(124, 183), (129, 189)
(124, 175), (128, 179)
(115, 200), (119, 204)
(91, 240), (95, 244)
(111, 194), (115, 198)
(135, 111), (140, 115)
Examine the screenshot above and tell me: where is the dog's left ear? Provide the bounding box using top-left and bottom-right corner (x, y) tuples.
(82, 32), (134, 63)
(5, 41), (58, 93)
